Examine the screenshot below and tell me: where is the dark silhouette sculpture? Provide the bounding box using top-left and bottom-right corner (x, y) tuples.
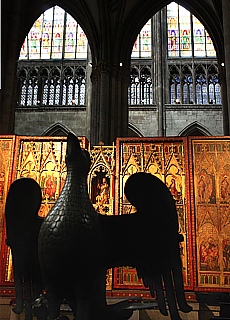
(100, 172), (192, 319)
(5, 131), (192, 320)
(5, 178), (44, 320)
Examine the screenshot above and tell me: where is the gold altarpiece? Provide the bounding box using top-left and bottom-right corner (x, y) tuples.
(1, 135), (230, 297)
(189, 137), (230, 291)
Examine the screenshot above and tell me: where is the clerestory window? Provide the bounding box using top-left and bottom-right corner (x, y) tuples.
(128, 2), (220, 106)
(16, 3), (221, 108)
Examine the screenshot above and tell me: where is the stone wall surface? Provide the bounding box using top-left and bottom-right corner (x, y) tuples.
(15, 105), (223, 138)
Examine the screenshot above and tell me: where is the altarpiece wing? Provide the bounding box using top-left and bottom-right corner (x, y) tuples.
(2, 135), (230, 296)
(189, 137), (230, 291)
(114, 137), (193, 291)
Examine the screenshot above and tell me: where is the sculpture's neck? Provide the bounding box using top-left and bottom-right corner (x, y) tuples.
(65, 164), (89, 193)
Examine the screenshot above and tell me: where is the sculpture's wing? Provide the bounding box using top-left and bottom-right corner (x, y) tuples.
(5, 177), (44, 315)
(124, 172), (192, 320)
(99, 212), (141, 268)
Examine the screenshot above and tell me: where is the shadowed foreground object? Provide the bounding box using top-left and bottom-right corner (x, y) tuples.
(100, 172), (192, 319)
(5, 178), (44, 320)
(38, 132), (133, 320)
(38, 131), (192, 320)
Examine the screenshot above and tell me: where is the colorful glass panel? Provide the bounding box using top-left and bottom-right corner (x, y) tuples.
(64, 13), (77, 58)
(206, 32), (216, 57)
(131, 35), (139, 58)
(51, 7), (65, 59)
(28, 16), (43, 59)
(19, 39), (28, 59)
(167, 2), (216, 58)
(19, 6), (87, 60)
(193, 17), (205, 56)
(41, 8), (53, 59)
(167, 2), (179, 57)
(131, 20), (152, 58)
(140, 20), (151, 58)
(179, 6), (192, 57)
(76, 25), (87, 58)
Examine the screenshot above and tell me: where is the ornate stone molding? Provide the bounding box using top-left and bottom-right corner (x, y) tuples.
(91, 60), (124, 81)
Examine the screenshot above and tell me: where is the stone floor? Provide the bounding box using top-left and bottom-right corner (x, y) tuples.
(0, 297), (220, 320)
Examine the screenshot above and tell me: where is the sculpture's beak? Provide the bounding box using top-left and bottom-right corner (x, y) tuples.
(66, 131), (81, 161)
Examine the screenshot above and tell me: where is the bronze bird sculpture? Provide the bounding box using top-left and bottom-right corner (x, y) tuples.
(6, 131), (192, 320)
(38, 132), (133, 320)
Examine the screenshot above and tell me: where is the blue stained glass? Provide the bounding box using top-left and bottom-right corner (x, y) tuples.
(62, 84), (67, 104)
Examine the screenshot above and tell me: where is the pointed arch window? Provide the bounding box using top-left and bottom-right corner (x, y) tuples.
(129, 2), (218, 106)
(131, 20), (152, 58)
(128, 66), (152, 105)
(167, 2), (216, 57)
(18, 68), (39, 106)
(19, 6), (87, 60)
(208, 65), (221, 104)
(169, 65), (181, 104)
(169, 63), (221, 105)
(17, 6), (87, 107)
(182, 66), (193, 104)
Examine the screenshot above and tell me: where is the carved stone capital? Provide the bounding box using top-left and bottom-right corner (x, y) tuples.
(91, 60), (124, 81)
(111, 65), (123, 81)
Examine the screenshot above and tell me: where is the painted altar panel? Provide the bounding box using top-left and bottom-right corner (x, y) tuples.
(190, 137), (230, 290)
(0, 137), (16, 287)
(88, 144), (116, 290)
(88, 144), (115, 216)
(114, 137), (193, 290)
(1, 135), (88, 286)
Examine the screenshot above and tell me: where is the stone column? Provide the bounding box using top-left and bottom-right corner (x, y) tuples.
(0, 0), (21, 134)
(222, 0), (230, 134)
(90, 60), (128, 145)
(85, 46), (93, 141)
(219, 63), (229, 134)
(153, 9), (167, 136)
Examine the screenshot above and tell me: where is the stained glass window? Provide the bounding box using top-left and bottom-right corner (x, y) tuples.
(167, 2), (216, 58)
(167, 2), (179, 57)
(128, 66), (152, 104)
(64, 14), (77, 58)
(19, 6), (87, 60)
(17, 64), (86, 107)
(131, 2), (216, 59)
(20, 81), (27, 105)
(52, 7), (65, 59)
(76, 26), (88, 58)
(193, 17), (205, 56)
(28, 15), (43, 59)
(131, 20), (151, 58)
(169, 63), (221, 105)
(180, 6), (192, 56)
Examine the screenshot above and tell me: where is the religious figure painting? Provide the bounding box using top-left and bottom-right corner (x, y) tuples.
(90, 170), (111, 214)
(0, 137), (15, 253)
(191, 138), (230, 289)
(1, 135), (87, 285)
(4, 135), (230, 295)
(115, 138), (192, 290)
(88, 144), (115, 217)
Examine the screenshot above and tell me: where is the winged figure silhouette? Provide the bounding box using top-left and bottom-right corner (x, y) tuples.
(5, 131), (192, 320)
